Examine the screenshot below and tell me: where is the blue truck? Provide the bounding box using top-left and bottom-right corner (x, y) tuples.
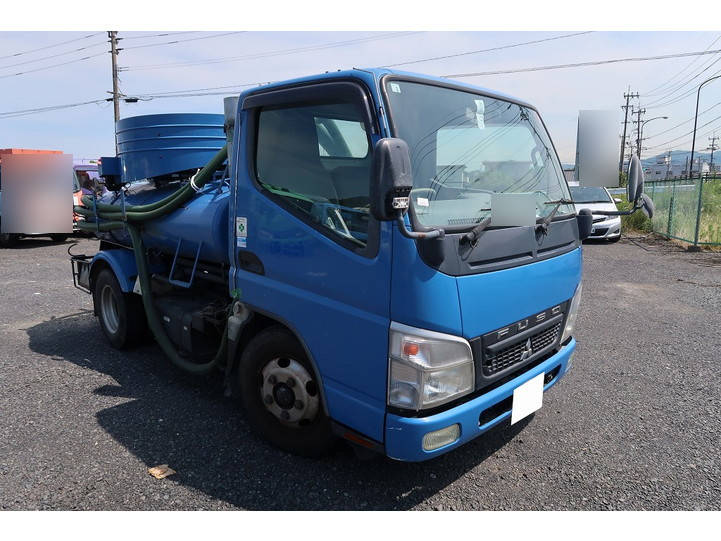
(71, 68), (652, 461)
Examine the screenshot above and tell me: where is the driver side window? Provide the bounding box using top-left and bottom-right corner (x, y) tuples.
(255, 101), (372, 248)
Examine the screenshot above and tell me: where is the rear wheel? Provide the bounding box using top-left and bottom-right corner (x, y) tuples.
(0, 233), (20, 248)
(93, 268), (147, 349)
(236, 326), (335, 457)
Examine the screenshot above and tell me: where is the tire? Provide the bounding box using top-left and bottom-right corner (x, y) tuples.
(0, 233), (20, 248)
(50, 234), (68, 243)
(93, 268), (147, 349)
(608, 235), (621, 243)
(236, 326), (335, 457)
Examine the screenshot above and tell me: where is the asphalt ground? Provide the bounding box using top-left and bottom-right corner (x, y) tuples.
(1, 235), (720, 510)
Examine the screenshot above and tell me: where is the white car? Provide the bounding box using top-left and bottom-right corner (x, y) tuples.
(569, 186), (622, 242)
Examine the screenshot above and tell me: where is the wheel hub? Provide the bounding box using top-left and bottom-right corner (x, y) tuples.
(261, 357), (319, 427)
(273, 383), (296, 409)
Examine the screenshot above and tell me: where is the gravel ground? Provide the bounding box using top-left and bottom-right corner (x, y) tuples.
(1, 235), (719, 510)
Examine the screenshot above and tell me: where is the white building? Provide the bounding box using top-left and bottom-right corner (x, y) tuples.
(644, 154), (709, 180)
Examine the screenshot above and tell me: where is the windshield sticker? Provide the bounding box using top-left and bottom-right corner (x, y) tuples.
(389, 82), (401, 94)
(416, 197), (429, 207)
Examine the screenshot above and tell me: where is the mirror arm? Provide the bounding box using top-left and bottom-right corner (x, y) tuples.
(590, 200), (643, 217)
(396, 214), (445, 239)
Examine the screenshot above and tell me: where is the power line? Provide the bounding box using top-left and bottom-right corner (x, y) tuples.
(0, 51), (106, 80)
(644, 55), (721, 107)
(120, 31), (423, 71)
(0, 99), (107, 119)
(642, 34), (721, 96)
(0, 32), (103, 60)
(645, 66), (721, 110)
(136, 81), (268, 97)
(644, 100), (721, 140)
(0, 38), (107, 70)
(120, 31), (198, 41)
(382, 31), (593, 68)
(443, 47), (721, 78)
(120, 31), (245, 51)
(644, 112), (721, 150)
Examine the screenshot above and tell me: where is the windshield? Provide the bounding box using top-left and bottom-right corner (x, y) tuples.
(74, 168), (102, 193)
(569, 186), (611, 204)
(383, 80), (572, 228)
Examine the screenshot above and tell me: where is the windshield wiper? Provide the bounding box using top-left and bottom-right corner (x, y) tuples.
(537, 198), (574, 234)
(461, 216), (492, 246)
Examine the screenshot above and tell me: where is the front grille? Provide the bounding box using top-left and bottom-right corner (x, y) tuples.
(470, 301), (569, 389)
(484, 321), (562, 376)
(592, 227), (608, 237)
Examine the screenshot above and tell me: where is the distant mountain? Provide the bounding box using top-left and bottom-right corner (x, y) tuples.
(641, 150), (716, 167)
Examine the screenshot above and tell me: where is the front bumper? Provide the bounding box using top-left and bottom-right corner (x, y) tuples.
(589, 217), (621, 239)
(384, 338), (575, 462)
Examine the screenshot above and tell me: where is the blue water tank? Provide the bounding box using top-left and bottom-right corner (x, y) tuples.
(98, 181), (230, 264)
(116, 113), (225, 183)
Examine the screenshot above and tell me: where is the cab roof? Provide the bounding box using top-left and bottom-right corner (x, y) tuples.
(238, 67), (535, 111)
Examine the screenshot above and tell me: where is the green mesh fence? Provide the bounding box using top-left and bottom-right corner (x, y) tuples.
(646, 176), (721, 246)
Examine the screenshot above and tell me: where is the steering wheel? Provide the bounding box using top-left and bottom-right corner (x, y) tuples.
(323, 207), (351, 237)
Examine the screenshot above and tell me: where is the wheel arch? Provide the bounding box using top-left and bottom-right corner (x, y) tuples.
(234, 305), (330, 417)
(90, 249), (137, 294)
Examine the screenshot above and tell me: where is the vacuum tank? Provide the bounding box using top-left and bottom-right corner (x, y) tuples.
(96, 113), (230, 264)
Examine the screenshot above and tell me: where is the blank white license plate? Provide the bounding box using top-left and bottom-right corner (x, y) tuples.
(511, 373), (544, 425)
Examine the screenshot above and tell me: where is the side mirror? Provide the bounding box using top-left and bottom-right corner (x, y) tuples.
(370, 138), (413, 221)
(627, 154), (644, 205)
(640, 193), (655, 219)
(576, 208), (593, 240)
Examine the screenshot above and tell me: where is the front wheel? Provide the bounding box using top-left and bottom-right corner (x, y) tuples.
(608, 235), (621, 243)
(50, 234), (68, 243)
(236, 327), (335, 457)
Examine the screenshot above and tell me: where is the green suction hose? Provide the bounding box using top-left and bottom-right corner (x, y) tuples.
(78, 145), (230, 375)
(127, 223), (227, 375)
(75, 145), (227, 224)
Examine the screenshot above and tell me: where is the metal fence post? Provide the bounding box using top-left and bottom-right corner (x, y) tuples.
(667, 180), (676, 237)
(692, 175), (705, 248)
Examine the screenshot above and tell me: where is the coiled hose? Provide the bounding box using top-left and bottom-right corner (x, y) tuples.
(76, 145), (229, 375)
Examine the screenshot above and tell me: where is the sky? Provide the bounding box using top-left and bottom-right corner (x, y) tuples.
(2, 30), (721, 164)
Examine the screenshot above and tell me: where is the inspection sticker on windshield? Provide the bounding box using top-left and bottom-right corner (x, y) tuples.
(389, 82), (401, 93)
(236, 217), (247, 248)
(511, 373), (544, 425)
(416, 197), (429, 207)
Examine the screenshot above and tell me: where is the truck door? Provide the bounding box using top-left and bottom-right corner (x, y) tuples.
(231, 81), (392, 442)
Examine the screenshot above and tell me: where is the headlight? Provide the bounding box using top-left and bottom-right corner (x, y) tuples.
(388, 323), (474, 411)
(561, 282), (582, 344)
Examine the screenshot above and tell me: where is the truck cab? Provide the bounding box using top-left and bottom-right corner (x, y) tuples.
(76, 69), (593, 461)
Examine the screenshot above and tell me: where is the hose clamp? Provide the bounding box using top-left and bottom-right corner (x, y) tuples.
(189, 169), (201, 192)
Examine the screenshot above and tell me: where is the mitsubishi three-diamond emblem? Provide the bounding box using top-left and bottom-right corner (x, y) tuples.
(520, 338), (533, 361)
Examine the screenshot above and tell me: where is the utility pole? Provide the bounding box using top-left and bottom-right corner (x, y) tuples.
(108, 31), (120, 151)
(634, 106), (646, 158)
(665, 150), (672, 180)
(619, 89), (639, 173)
(708, 135), (719, 176)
